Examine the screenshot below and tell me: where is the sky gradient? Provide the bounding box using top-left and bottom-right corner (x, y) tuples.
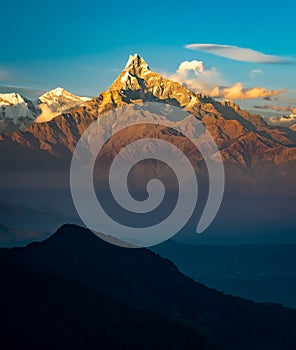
(1, 0), (295, 124)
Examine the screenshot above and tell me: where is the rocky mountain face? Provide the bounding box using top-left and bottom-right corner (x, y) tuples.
(1, 54), (296, 192)
(0, 88), (90, 133)
(36, 87), (91, 122)
(0, 93), (39, 133)
(0, 54), (295, 247)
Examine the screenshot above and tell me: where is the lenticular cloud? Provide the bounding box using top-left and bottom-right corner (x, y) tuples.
(186, 44), (293, 64)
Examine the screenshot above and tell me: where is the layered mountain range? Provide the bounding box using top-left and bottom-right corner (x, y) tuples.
(1, 54), (296, 193)
(0, 88), (90, 133)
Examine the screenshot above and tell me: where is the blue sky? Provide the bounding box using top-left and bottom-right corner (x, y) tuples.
(1, 0), (296, 123)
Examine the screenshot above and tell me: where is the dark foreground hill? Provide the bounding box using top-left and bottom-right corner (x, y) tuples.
(1, 224), (296, 349)
(0, 262), (210, 350)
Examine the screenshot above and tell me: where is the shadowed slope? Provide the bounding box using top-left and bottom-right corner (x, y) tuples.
(1, 224), (296, 349)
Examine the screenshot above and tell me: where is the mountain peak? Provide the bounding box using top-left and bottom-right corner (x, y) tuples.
(0, 92), (28, 105)
(105, 53), (198, 109)
(36, 88), (91, 123)
(123, 53), (150, 77)
(39, 87), (80, 102)
(49, 87), (65, 96)
(125, 53), (149, 69)
(0, 92), (38, 133)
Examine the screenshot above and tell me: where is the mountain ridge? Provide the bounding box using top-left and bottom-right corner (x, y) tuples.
(1, 223), (296, 349)
(1, 54), (296, 189)
(36, 87), (91, 122)
(0, 54), (296, 197)
(0, 245), (210, 349)
(0, 88), (91, 132)
(0, 92), (39, 133)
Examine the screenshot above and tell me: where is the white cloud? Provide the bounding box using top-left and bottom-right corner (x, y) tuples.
(250, 69), (262, 79)
(176, 60), (217, 78)
(171, 60), (223, 85)
(166, 60), (285, 101)
(185, 44), (293, 64)
(166, 59), (225, 95)
(176, 60), (204, 76)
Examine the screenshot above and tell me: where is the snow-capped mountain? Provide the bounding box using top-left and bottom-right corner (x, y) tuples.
(1, 54), (296, 191)
(0, 88), (91, 133)
(36, 87), (91, 123)
(0, 93), (39, 133)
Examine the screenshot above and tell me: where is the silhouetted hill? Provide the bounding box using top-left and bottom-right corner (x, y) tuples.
(0, 261), (209, 350)
(1, 224), (296, 349)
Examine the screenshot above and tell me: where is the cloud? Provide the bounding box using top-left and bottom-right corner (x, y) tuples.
(254, 104), (296, 115)
(176, 60), (204, 76)
(167, 60), (285, 101)
(250, 69), (262, 79)
(166, 60), (226, 95)
(273, 91), (296, 105)
(268, 114), (296, 127)
(254, 105), (296, 126)
(176, 60), (219, 80)
(185, 44), (293, 64)
(169, 59), (223, 86)
(0, 85), (45, 99)
(0, 69), (48, 99)
(215, 83), (286, 100)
